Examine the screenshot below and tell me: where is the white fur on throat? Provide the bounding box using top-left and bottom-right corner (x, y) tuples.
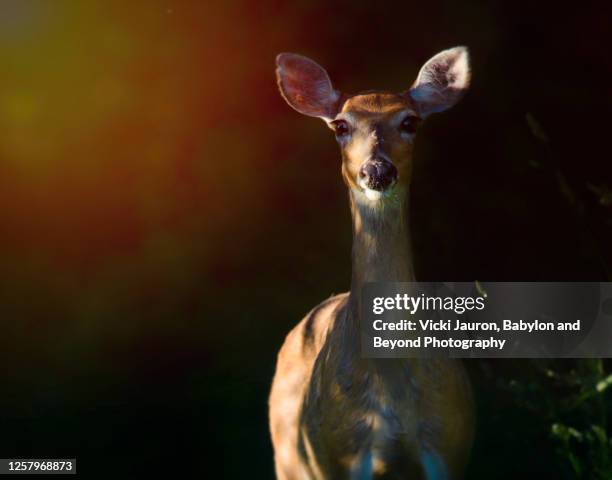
(355, 178), (386, 203)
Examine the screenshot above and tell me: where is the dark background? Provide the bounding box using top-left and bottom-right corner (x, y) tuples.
(0, 0), (611, 478)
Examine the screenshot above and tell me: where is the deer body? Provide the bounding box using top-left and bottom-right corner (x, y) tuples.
(270, 48), (474, 479)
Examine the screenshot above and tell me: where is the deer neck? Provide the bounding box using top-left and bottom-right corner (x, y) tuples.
(324, 189), (414, 377)
(347, 189), (415, 320)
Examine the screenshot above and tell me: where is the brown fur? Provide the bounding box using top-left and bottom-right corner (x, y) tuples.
(270, 91), (474, 479)
(336, 93), (417, 194)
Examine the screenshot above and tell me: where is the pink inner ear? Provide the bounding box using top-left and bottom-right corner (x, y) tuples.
(408, 48), (470, 117)
(277, 53), (339, 118)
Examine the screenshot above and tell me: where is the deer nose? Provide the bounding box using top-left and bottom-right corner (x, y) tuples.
(359, 160), (398, 191)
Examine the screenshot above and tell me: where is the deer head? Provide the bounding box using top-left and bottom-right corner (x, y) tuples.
(276, 47), (470, 204)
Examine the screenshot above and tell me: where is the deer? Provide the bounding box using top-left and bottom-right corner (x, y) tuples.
(269, 47), (474, 480)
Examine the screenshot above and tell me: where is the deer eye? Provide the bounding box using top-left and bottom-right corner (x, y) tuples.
(330, 119), (350, 138)
(400, 116), (420, 135)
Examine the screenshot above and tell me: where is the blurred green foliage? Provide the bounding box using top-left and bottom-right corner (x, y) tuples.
(515, 360), (612, 479)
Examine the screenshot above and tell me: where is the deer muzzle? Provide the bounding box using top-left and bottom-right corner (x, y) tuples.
(358, 159), (398, 192)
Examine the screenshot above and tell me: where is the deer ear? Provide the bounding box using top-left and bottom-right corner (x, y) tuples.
(408, 46), (470, 117)
(276, 53), (342, 120)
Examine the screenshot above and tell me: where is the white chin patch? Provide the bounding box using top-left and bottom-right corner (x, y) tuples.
(357, 178), (386, 202)
(364, 188), (384, 201)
